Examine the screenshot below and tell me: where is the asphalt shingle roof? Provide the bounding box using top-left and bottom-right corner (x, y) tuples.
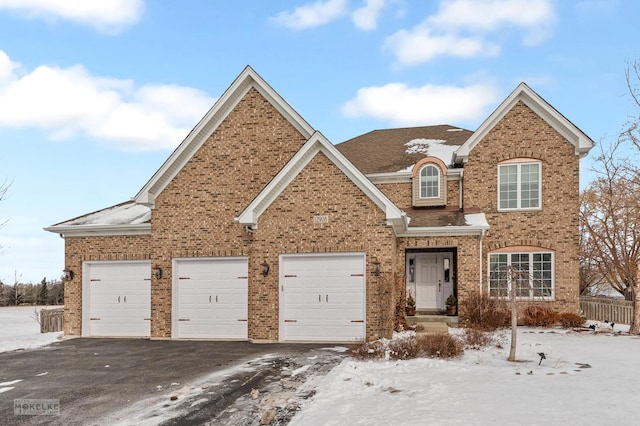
(336, 125), (472, 174)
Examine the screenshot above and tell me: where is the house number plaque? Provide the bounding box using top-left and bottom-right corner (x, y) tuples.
(313, 215), (329, 224)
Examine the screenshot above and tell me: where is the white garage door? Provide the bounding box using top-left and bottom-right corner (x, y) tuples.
(83, 261), (151, 337)
(280, 253), (365, 342)
(172, 257), (248, 339)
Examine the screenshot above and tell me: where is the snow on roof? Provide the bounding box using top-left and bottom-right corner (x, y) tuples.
(61, 201), (151, 226)
(404, 138), (458, 165)
(464, 212), (489, 228)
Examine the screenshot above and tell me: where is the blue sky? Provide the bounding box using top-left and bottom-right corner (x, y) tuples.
(0, 0), (638, 284)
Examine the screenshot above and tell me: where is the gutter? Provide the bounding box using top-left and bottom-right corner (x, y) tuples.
(479, 228), (486, 294)
(397, 224), (488, 238)
(43, 223), (151, 237)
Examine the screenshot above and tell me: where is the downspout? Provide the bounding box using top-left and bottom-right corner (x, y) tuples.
(479, 228), (485, 294)
(459, 169), (464, 210)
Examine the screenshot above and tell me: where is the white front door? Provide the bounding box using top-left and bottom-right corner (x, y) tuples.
(415, 253), (442, 310)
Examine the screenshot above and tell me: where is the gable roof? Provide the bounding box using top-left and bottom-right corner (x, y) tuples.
(336, 125), (472, 174)
(135, 65), (315, 207)
(453, 83), (595, 163)
(43, 201), (151, 237)
(235, 131), (408, 235)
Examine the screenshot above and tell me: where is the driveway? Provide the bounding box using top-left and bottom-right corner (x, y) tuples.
(0, 338), (347, 425)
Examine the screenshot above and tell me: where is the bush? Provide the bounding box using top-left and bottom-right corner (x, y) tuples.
(416, 334), (464, 359)
(461, 327), (495, 350)
(350, 340), (388, 360)
(522, 305), (559, 327)
(388, 335), (418, 360)
(463, 293), (510, 331)
(558, 312), (585, 328)
(349, 332), (463, 360)
(350, 333), (418, 360)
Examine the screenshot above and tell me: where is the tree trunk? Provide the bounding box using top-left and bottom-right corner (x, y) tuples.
(508, 281), (517, 362)
(630, 284), (640, 335)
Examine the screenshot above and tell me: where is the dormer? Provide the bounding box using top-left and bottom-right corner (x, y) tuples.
(412, 157), (447, 207)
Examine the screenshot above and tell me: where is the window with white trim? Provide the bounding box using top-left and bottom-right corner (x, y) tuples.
(498, 161), (541, 210)
(488, 252), (554, 298)
(420, 165), (439, 198)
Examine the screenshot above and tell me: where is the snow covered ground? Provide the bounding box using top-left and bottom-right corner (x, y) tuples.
(290, 325), (639, 426)
(2, 307), (639, 425)
(0, 306), (63, 353)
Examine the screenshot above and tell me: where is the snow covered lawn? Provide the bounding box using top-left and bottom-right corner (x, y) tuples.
(290, 326), (640, 426)
(2, 308), (638, 426)
(0, 306), (63, 353)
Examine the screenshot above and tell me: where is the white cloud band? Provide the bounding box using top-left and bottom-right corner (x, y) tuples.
(342, 81), (499, 126)
(0, 51), (215, 151)
(0, 0), (144, 33)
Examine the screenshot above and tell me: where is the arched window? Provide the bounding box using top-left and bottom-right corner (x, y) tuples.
(420, 165), (439, 198)
(412, 157), (446, 207)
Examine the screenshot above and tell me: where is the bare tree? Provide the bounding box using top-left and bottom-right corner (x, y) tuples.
(622, 59), (640, 151)
(580, 141), (640, 334)
(579, 197), (607, 296)
(0, 179), (8, 254)
(491, 264), (538, 361)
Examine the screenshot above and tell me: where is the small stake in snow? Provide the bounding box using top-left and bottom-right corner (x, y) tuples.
(538, 352), (546, 366)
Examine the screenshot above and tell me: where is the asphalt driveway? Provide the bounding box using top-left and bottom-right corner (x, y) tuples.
(0, 338), (346, 425)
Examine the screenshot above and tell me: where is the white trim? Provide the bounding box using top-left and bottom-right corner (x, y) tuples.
(398, 225), (489, 237)
(235, 131), (408, 235)
(367, 172), (411, 184)
(135, 66), (315, 207)
(454, 83), (594, 163)
(44, 224), (151, 237)
(367, 168), (462, 185)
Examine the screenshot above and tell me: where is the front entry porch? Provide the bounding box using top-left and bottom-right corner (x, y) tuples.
(406, 248), (456, 314)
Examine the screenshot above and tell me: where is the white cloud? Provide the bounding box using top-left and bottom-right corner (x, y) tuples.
(342, 82), (499, 126)
(0, 51), (215, 151)
(428, 0), (554, 33)
(0, 0), (144, 33)
(352, 0), (387, 31)
(272, 0), (348, 30)
(385, 0), (555, 66)
(384, 27), (500, 66)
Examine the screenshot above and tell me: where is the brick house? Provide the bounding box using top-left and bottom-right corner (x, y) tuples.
(45, 66), (594, 342)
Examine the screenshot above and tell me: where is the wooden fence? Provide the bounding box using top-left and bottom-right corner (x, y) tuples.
(40, 307), (64, 333)
(579, 296), (633, 325)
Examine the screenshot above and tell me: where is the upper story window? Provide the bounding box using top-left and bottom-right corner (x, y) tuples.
(498, 160), (541, 211)
(412, 157), (447, 207)
(420, 165), (440, 198)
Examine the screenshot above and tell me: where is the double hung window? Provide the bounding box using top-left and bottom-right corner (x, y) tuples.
(498, 161), (540, 210)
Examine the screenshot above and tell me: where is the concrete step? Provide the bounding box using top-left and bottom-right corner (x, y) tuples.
(414, 321), (450, 335)
(406, 314), (458, 328)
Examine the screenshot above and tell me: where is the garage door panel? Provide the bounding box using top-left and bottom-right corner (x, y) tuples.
(84, 261), (151, 338)
(281, 254), (365, 342)
(174, 258), (248, 339)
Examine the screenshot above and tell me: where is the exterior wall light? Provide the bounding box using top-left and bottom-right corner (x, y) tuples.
(372, 258), (381, 276)
(152, 265), (163, 279)
(261, 260), (270, 277)
(63, 268), (74, 281)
